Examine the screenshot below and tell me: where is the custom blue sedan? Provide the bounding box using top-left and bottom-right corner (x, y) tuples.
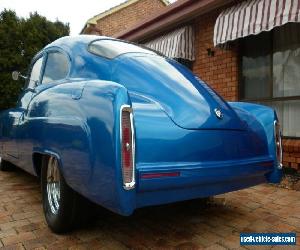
(0, 36), (282, 233)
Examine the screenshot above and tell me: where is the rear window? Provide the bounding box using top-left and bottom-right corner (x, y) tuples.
(88, 39), (157, 59)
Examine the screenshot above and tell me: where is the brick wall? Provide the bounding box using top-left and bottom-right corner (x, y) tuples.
(283, 139), (300, 171)
(192, 10), (238, 102)
(94, 0), (166, 37)
(192, 9), (300, 172)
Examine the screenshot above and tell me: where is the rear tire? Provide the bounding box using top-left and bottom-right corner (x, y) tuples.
(41, 155), (95, 233)
(0, 157), (11, 171)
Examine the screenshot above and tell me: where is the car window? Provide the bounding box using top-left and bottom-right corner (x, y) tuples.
(28, 57), (43, 88)
(42, 52), (69, 84)
(88, 39), (157, 59)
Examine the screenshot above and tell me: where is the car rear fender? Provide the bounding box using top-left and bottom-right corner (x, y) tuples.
(228, 102), (282, 183)
(27, 80), (135, 215)
(73, 80), (136, 215)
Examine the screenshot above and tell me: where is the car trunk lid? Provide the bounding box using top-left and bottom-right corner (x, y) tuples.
(113, 54), (247, 131)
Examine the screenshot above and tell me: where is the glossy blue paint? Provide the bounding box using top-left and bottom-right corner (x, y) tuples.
(0, 35), (282, 216)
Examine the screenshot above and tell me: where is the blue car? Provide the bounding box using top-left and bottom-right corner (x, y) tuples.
(0, 36), (282, 233)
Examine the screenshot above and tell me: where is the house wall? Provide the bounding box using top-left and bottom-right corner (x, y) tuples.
(192, 10), (238, 102)
(282, 139), (300, 170)
(192, 10), (300, 172)
(93, 0), (166, 37)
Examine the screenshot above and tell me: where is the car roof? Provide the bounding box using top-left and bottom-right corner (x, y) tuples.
(44, 35), (162, 60)
(45, 35), (114, 50)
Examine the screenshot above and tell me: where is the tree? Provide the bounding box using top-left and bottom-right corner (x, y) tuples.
(0, 9), (69, 110)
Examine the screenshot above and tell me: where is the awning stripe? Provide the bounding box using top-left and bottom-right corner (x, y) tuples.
(144, 26), (195, 61)
(214, 0), (300, 46)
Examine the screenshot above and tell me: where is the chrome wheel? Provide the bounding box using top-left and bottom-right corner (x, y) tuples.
(46, 156), (61, 215)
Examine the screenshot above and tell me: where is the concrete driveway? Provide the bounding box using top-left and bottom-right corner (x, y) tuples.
(0, 168), (299, 250)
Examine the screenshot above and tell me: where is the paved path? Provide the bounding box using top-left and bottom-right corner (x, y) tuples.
(0, 168), (299, 250)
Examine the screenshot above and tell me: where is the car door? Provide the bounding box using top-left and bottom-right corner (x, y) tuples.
(2, 109), (20, 160)
(2, 55), (44, 162)
(17, 50), (70, 172)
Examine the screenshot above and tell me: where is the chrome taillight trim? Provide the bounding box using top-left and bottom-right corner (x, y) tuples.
(120, 105), (136, 190)
(274, 120), (283, 169)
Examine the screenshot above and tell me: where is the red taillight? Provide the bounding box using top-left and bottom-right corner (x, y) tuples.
(274, 120), (282, 169)
(121, 106), (135, 189)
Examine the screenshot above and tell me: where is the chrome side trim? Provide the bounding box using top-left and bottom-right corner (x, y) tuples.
(274, 120), (283, 169)
(120, 104), (136, 190)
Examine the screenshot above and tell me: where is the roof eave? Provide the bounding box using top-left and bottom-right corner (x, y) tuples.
(114, 0), (234, 42)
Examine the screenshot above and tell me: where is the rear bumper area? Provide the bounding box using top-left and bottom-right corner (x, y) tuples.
(135, 156), (281, 209)
(136, 175), (265, 209)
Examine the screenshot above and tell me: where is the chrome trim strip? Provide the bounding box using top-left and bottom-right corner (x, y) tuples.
(274, 120), (283, 169)
(120, 104), (136, 190)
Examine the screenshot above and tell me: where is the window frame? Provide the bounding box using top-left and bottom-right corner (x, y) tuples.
(25, 53), (45, 89)
(25, 47), (71, 90)
(87, 38), (164, 60)
(40, 48), (71, 85)
(239, 29), (300, 139)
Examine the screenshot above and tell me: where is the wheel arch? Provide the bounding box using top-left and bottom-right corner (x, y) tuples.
(32, 150), (63, 178)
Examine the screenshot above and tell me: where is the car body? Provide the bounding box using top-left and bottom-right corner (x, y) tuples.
(0, 35), (282, 231)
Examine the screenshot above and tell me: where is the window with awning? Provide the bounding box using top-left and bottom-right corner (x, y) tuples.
(214, 0), (300, 46)
(216, 0), (300, 138)
(143, 26), (195, 61)
(240, 22), (300, 138)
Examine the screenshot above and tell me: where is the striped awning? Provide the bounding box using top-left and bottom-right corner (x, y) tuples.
(144, 26), (195, 61)
(214, 0), (300, 46)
